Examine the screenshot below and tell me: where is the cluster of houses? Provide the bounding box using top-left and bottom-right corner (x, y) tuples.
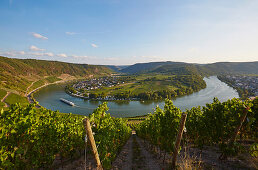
(225, 75), (258, 96)
(69, 77), (131, 100)
(73, 77), (124, 91)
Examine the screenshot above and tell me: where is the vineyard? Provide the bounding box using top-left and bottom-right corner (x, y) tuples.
(0, 97), (257, 169)
(0, 102), (131, 169)
(135, 97), (258, 167)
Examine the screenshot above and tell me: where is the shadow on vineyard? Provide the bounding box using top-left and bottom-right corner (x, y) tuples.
(0, 97), (257, 169)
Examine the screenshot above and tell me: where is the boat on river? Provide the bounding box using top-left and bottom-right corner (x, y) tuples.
(60, 98), (75, 106)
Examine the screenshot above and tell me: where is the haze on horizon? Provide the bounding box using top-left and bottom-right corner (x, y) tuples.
(0, 0), (258, 65)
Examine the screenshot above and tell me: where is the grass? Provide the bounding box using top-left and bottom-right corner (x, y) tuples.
(45, 76), (62, 83)
(0, 102), (5, 110)
(0, 89), (7, 99)
(28, 79), (46, 92)
(5, 93), (29, 106)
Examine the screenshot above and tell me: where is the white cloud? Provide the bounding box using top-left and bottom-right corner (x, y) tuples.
(31, 33), (48, 40)
(29, 45), (45, 51)
(65, 32), (77, 35)
(28, 52), (54, 57)
(44, 52), (54, 57)
(71, 55), (88, 58)
(18, 51), (25, 55)
(57, 53), (67, 57)
(91, 44), (98, 48)
(28, 52), (44, 56)
(0, 50), (25, 56)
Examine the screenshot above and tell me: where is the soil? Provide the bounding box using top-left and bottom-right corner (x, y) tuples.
(56, 131), (257, 170)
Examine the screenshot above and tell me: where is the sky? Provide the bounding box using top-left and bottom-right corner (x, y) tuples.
(0, 0), (258, 65)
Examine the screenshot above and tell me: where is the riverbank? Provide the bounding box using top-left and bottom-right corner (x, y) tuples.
(33, 76), (239, 117)
(66, 74), (207, 101)
(27, 78), (78, 106)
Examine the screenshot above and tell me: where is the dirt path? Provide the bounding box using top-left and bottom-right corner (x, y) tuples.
(1, 91), (10, 107)
(25, 81), (36, 96)
(112, 131), (161, 170)
(55, 131), (256, 170)
(112, 135), (133, 170)
(134, 137), (161, 170)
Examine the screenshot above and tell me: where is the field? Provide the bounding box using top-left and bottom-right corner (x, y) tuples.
(5, 93), (29, 106)
(81, 74), (206, 100)
(0, 89), (7, 109)
(0, 89), (7, 99)
(87, 75), (178, 95)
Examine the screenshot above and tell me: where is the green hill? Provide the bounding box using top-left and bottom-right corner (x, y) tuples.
(202, 62), (258, 74)
(120, 61), (258, 75)
(120, 61), (186, 74)
(150, 63), (211, 76)
(0, 56), (113, 95)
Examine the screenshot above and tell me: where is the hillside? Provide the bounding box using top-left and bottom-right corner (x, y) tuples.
(120, 61), (258, 75)
(0, 56), (113, 95)
(203, 61), (258, 74)
(150, 63), (211, 76)
(106, 65), (129, 72)
(120, 61), (186, 74)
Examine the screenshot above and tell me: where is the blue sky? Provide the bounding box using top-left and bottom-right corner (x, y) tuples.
(0, 0), (258, 65)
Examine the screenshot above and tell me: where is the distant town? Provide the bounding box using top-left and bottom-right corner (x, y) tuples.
(66, 76), (137, 100)
(218, 75), (258, 98)
(74, 77), (125, 91)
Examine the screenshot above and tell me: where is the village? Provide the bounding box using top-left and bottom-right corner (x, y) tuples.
(73, 76), (125, 91)
(224, 75), (258, 97)
(67, 76), (137, 100)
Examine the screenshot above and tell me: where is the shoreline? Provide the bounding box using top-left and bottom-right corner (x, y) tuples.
(27, 76), (241, 118)
(27, 79), (76, 105)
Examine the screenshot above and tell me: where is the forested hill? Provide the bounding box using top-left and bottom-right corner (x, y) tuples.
(119, 61), (186, 74)
(203, 62), (258, 74)
(119, 61), (258, 75)
(150, 64), (211, 76)
(105, 65), (129, 72)
(0, 56), (113, 94)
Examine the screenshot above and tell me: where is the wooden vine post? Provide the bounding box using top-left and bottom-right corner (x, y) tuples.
(220, 106), (250, 159)
(83, 118), (103, 170)
(172, 112), (187, 169)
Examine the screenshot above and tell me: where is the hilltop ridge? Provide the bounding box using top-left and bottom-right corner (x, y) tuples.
(118, 61), (258, 75)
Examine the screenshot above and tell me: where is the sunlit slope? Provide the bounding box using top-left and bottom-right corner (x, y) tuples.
(0, 56), (113, 95)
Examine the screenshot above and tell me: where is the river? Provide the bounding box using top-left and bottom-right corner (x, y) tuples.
(34, 76), (239, 117)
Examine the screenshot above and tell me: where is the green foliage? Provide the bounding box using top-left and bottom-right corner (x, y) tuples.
(45, 76), (62, 83)
(249, 143), (258, 157)
(88, 102), (131, 168)
(136, 99), (182, 153)
(0, 102), (5, 109)
(0, 89), (7, 99)
(5, 93), (29, 106)
(0, 103), (130, 169)
(186, 98), (255, 149)
(29, 79), (46, 91)
(136, 98), (257, 157)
